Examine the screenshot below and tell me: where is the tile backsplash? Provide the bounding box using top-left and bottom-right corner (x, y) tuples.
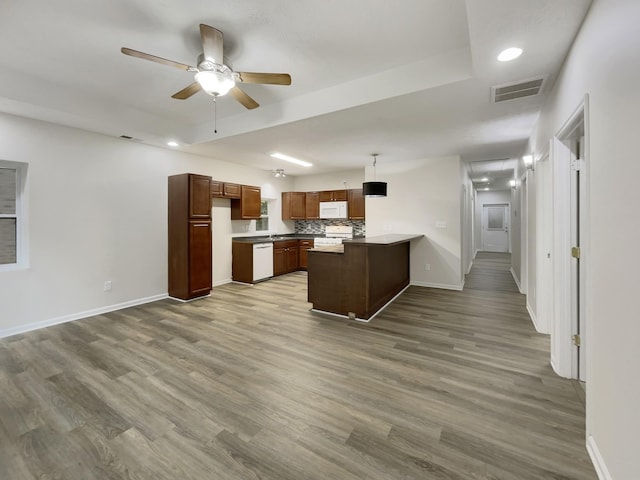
(295, 219), (366, 236)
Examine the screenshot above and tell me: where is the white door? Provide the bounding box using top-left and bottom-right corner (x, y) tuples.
(482, 204), (509, 252)
(552, 128), (587, 381)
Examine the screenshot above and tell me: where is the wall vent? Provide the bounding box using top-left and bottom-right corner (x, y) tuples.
(491, 77), (545, 103)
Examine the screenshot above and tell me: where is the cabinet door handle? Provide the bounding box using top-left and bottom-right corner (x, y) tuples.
(193, 224), (209, 227)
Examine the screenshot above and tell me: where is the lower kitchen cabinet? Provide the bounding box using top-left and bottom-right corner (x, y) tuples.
(273, 240), (299, 276)
(298, 239), (314, 269)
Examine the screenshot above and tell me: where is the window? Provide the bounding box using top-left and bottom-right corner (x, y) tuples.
(0, 162), (27, 269)
(256, 200), (269, 231)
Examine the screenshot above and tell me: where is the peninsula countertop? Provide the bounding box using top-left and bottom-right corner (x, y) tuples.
(342, 234), (423, 246)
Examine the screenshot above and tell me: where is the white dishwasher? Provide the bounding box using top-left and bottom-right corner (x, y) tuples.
(253, 243), (274, 281)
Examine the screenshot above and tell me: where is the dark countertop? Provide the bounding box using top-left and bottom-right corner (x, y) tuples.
(342, 234), (423, 246)
(231, 234), (322, 244)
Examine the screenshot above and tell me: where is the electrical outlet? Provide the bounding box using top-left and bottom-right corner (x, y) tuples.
(424, 264), (430, 271)
(103, 280), (112, 292)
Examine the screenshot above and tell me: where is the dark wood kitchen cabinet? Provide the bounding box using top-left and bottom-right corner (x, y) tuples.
(211, 181), (241, 199)
(348, 188), (365, 220)
(298, 239), (315, 269)
(231, 185), (261, 219)
(282, 192), (306, 220)
(168, 173), (212, 300)
(273, 240), (299, 276)
(305, 192), (320, 219)
(319, 190), (348, 202)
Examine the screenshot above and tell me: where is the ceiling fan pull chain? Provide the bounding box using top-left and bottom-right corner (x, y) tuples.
(213, 96), (218, 134)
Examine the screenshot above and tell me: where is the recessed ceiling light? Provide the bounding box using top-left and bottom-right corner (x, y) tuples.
(270, 152), (313, 167)
(497, 47), (523, 62)
(480, 177), (489, 182)
(167, 140), (179, 147)
(483, 187), (490, 191)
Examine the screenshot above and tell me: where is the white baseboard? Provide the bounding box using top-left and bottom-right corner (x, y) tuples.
(526, 302), (543, 333)
(411, 281), (464, 291)
(0, 293), (168, 339)
(586, 435), (613, 480)
(213, 278), (232, 287)
(465, 259), (473, 275)
(473, 249), (479, 259)
(510, 267), (523, 293)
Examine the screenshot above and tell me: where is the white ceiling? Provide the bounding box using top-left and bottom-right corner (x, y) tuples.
(0, 0), (592, 185)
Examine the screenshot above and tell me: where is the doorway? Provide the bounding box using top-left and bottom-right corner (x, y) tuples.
(482, 204), (510, 252)
(551, 97), (589, 381)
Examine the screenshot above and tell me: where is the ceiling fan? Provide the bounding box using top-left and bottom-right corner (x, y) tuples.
(121, 24), (291, 110)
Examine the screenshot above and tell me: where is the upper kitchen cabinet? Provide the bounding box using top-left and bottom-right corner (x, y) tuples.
(189, 174), (212, 218)
(168, 173), (212, 301)
(305, 192), (320, 219)
(231, 185), (261, 219)
(348, 188), (365, 220)
(282, 192), (306, 220)
(211, 181), (242, 199)
(319, 190), (347, 202)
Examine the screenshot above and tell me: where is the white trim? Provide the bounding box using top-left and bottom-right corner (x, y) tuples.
(510, 267), (523, 293)
(586, 435), (613, 480)
(311, 284), (410, 322)
(213, 278), (233, 287)
(526, 302), (544, 333)
(411, 281), (464, 291)
(473, 248), (479, 259)
(0, 293), (168, 339)
(550, 356), (563, 377)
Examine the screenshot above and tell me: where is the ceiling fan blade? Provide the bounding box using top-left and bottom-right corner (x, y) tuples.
(171, 82), (202, 100)
(121, 47), (194, 71)
(229, 86), (259, 109)
(199, 24), (224, 64)
(236, 72), (292, 85)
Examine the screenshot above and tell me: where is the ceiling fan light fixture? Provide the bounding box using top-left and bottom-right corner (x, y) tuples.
(195, 67), (235, 97)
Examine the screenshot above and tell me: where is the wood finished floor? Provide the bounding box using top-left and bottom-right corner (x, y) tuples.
(0, 252), (596, 479)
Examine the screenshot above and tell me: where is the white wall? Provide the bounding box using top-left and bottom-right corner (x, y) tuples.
(528, 0), (640, 477)
(0, 113), (291, 335)
(292, 169), (364, 192)
(366, 156), (463, 290)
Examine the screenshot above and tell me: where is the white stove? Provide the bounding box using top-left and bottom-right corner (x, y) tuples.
(314, 225), (353, 246)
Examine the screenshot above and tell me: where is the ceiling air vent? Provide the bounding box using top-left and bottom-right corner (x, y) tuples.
(491, 77), (544, 103)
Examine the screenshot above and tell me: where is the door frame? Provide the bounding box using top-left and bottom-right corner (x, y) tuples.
(551, 95), (590, 381)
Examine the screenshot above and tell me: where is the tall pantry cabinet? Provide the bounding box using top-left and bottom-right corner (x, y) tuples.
(168, 173), (212, 300)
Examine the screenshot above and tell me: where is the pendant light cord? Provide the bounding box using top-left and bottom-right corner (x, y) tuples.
(372, 154), (378, 180)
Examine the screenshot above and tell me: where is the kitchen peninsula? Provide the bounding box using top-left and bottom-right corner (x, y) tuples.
(307, 234), (422, 321)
